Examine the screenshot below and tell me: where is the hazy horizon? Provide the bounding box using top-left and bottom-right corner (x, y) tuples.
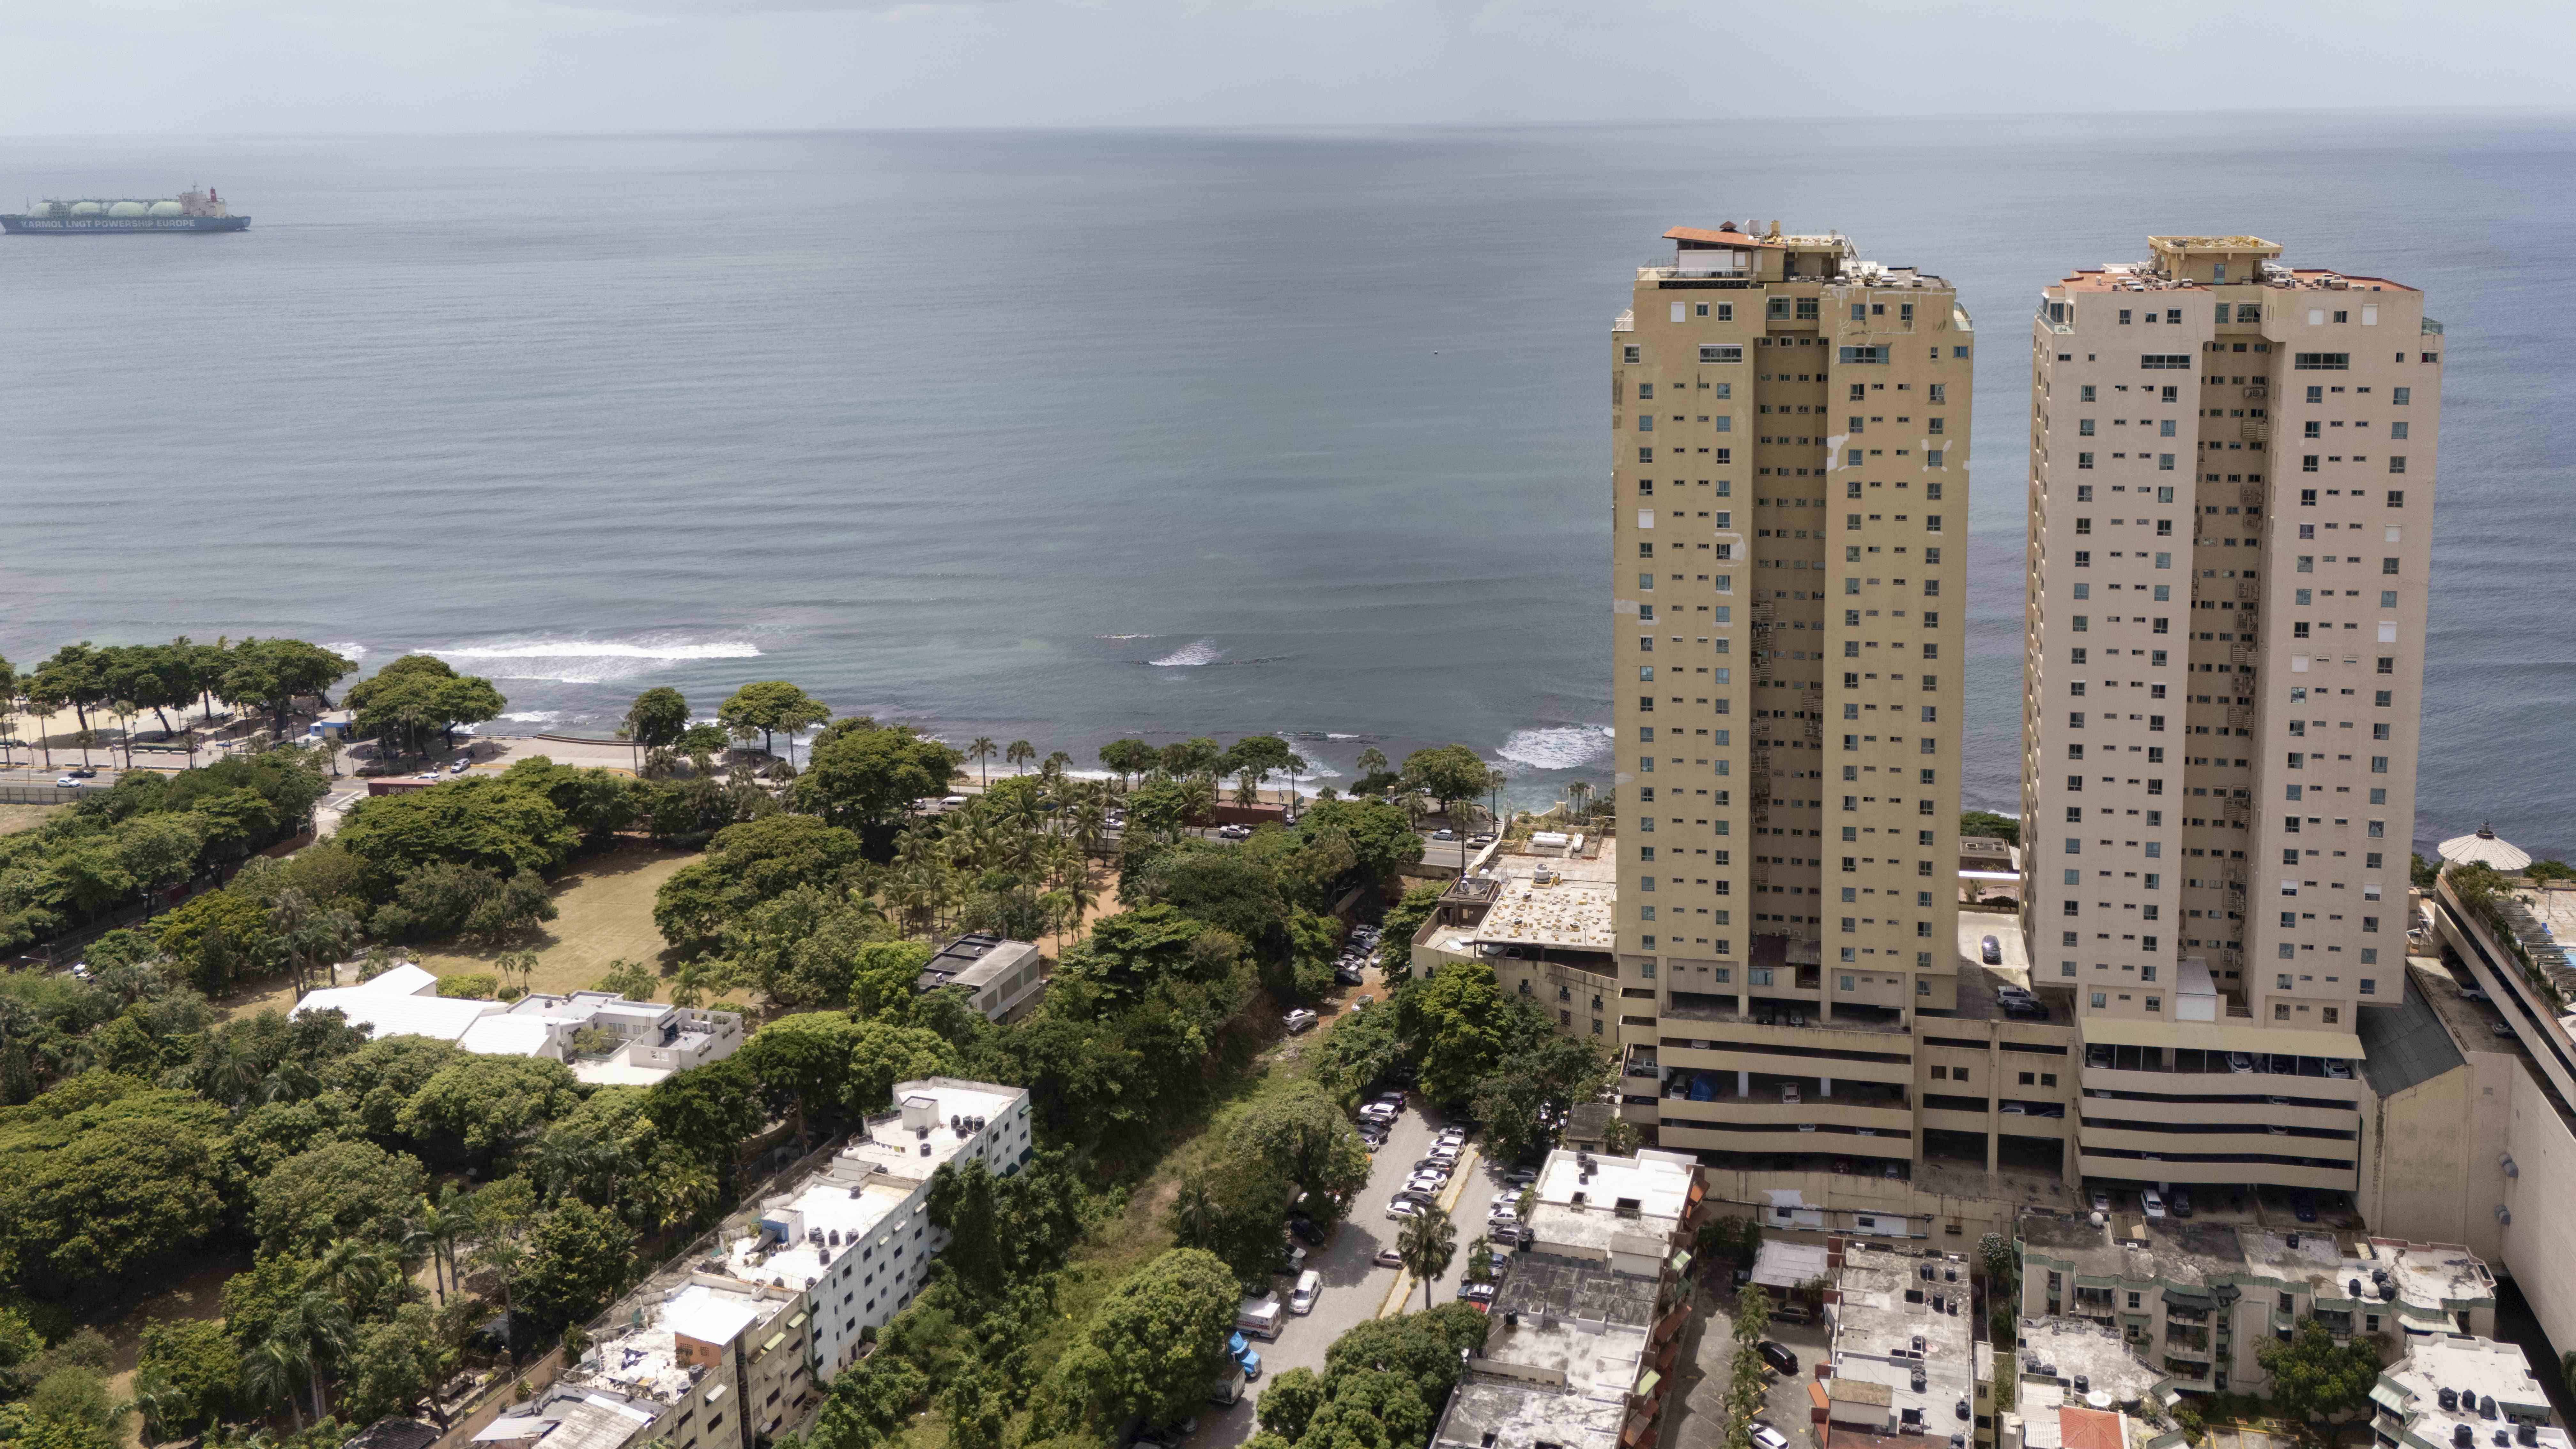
(6, 0), (2575, 136)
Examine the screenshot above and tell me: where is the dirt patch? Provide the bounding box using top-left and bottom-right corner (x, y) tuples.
(413, 845), (705, 997)
(0, 804), (63, 836)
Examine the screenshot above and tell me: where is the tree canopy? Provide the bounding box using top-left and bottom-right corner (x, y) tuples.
(345, 654), (506, 758)
(789, 718), (962, 830)
(1038, 1247), (1237, 1433)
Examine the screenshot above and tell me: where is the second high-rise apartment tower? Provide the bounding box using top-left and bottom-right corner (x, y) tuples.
(1611, 223), (1974, 1171)
(2020, 235), (2443, 1193)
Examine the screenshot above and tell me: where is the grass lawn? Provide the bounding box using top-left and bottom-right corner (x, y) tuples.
(0, 803), (63, 836)
(412, 845), (731, 1001)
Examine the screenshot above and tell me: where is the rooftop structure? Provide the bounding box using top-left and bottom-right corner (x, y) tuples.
(293, 970), (741, 1085)
(2372, 1336), (2569, 1449)
(916, 935), (1046, 1023)
(1826, 1239), (1980, 1441)
(1435, 1241), (1691, 1449)
(2012, 1317), (2176, 1413)
(471, 1386), (663, 1449)
(576, 1280), (795, 1404)
(1425, 850), (1620, 958)
(709, 1078), (1034, 1376)
(1523, 1146), (1698, 1270)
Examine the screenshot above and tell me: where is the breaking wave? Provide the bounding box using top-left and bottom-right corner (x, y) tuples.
(1494, 725), (1613, 772)
(1149, 639), (1223, 667)
(424, 635), (762, 684)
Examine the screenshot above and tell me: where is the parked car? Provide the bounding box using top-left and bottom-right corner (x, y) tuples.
(1431, 829), (1457, 841)
(1284, 1008), (1319, 1033)
(1412, 1157), (1452, 1176)
(1217, 824), (1253, 840)
(1751, 1424), (1791, 1449)
(2141, 1190), (2167, 1220)
(1458, 1279), (1497, 1305)
(1386, 1198), (1427, 1221)
(1290, 1270), (1322, 1315)
(941, 795), (969, 807)
(1228, 1331), (1263, 1380)
(2291, 1191), (2319, 1223)
(1335, 966), (1366, 985)
(1375, 1246), (1406, 1268)
(1981, 935), (2002, 964)
(1503, 1168), (1538, 1187)
(2228, 1052), (2256, 1073)
(2089, 1188), (2111, 1214)
(2169, 1189), (2195, 1219)
(1288, 1215), (1325, 1246)
(1757, 1342), (1799, 1376)
(1277, 1241), (1307, 1274)
(1436, 1126), (1468, 1146)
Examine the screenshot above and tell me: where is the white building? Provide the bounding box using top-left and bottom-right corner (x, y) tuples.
(291, 966), (742, 1085)
(711, 1079), (1033, 1377)
(917, 935), (1047, 1023)
(2372, 1336), (2570, 1449)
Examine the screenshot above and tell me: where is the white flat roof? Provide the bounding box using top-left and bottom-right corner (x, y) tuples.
(459, 1016), (558, 1056)
(662, 1284), (764, 1347)
(726, 1174), (917, 1292)
(294, 985), (502, 1042)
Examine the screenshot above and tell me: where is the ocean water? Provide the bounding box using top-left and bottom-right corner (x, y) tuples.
(2, 117), (2570, 854)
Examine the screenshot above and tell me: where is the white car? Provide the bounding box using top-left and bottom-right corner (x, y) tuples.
(941, 795), (969, 807)
(1284, 1008), (1318, 1033)
(1752, 1424), (1790, 1449)
(53, 776), (81, 788)
(2142, 1191), (2168, 1220)
(1386, 1198), (1427, 1221)
(1217, 824), (1253, 840)
(1289, 1270), (1322, 1315)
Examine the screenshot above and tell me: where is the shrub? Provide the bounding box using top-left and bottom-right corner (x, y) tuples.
(437, 974), (496, 1000)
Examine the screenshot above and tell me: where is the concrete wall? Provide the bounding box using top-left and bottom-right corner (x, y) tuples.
(2500, 1067), (2576, 1361)
(2360, 1050), (2511, 1265)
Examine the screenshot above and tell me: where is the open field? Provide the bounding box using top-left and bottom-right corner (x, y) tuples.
(413, 845), (711, 998)
(0, 803), (63, 835)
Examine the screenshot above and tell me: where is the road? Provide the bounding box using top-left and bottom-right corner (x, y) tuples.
(1187, 1099), (1513, 1449)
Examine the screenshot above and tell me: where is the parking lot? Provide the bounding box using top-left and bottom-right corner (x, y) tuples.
(1186, 1095), (1516, 1449)
(1670, 1287), (1830, 1449)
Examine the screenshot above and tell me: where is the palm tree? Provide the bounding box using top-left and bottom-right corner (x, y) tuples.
(1356, 745), (1389, 780)
(1398, 1203), (1457, 1311)
(1567, 780), (1593, 822)
(1286, 753), (1309, 816)
(473, 1237), (531, 1365)
(1072, 799), (1109, 859)
(968, 736), (997, 788)
(244, 1336), (310, 1431)
(270, 1288), (354, 1423)
(1005, 739), (1035, 776)
(408, 1189), (470, 1303)
(1043, 750), (1073, 785)
(1177, 773), (1218, 832)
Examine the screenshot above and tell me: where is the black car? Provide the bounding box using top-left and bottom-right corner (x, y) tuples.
(2291, 1191), (2319, 1223)
(1758, 1342), (1799, 1376)
(1288, 1215), (1324, 1246)
(1335, 967), (1366, 985)
(2168, 1189), (2194, 1219)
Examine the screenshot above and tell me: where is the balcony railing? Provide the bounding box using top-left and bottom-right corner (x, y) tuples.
(2422, 318), (2444, 336)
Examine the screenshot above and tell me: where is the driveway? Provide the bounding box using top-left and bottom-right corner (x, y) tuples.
(1670, 1285), (1829, 1449)
(1187, 1101), (1518, 1449)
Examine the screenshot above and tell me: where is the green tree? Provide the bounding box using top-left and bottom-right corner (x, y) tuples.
(623, 687), (691, 754)
(849, 939), (934, 1020)
(396, 1054), (583, 1168)
(344, 654), (504, 758)
(1397, 1203), (1456, 1311)
(1160, 738), (1222, 778)
(337, 775), (577, 884)
(0, 1080), (231, 1295)
(134, 1319), (240, 1441)
(518, 1200), (637, 1331)
(338, 1300), (460, 1427)
(740, 1014), (956, 1125)
(1006, 740), (1036, 775)
(655, 811), (869, 956)
(1401, 961), (1542, 1106)
(1399, 745), (1490, 816)
(1469, 1032), (1611, 1164)
(1220, 735), (1295, 804)
(719, 681), (831, 760)
(1098, 739), (1158, 792)
(594, 959), (661, 1001)
(1295, 798), (1424, 885)
(253, 1140), (431, 1255)
(151, 887), (281, 993)
(791, 718), (963, 831)
(221, 639), (360, 737)
(1959, 810), (2020, 845)
(1039, 1247), (1237, 1433)
(2257, 1320), (2385, 1436)
(1723, 1286), (1775, 1449)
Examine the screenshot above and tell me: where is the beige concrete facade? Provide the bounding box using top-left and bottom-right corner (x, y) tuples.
(2020, 235), (2445, 1193)
(1611, 221), (1975, 1179)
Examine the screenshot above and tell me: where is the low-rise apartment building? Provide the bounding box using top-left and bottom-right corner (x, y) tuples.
(2016, 1212), (2494, 1396)
(1429, 1148), (1700, 1449)
(566, 1276), (811, 1449)
(2371, 1335), (2571, 1449)
(917, 935), (1046, 1023)
(1820, 1237), (1985, 1448)
(709, 1078), (1033, 1376)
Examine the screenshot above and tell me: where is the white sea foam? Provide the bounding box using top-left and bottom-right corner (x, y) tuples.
(1096, 634), (1152, 640)
(501, 711), (564, 724)
(1494, 725), (1612, 772)
(1149, 639), (1222, 667)
(425, 635), (762, 684)
(324, 641), (369, 659)
(1325, 732), (1359, 740)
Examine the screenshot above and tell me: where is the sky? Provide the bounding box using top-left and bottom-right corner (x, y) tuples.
(4, 0), (2576, 134)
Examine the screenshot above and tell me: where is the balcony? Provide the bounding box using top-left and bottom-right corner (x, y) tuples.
(1613, 310), (1635, 333)
(2422, 318), (2444, 336)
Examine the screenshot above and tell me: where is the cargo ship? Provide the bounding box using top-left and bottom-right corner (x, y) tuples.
(2, 186), (249, 234)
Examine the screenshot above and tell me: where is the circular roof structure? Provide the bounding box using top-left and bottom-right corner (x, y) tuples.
(2439, 824), (2531, 872)
(147, 200), (184, 216)
(106, 201), (149, 217)
(69, 201), (102, 215)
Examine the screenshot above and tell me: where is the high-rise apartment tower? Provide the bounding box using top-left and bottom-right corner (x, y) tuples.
(1612, 222), (1974, 1171)
(2020, 235), (2443, 1195)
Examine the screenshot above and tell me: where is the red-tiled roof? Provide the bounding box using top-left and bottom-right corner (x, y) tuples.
(2060, 1406), (2125, 1449)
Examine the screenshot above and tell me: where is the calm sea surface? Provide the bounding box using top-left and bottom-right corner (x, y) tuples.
(3, 118), (2571, 854)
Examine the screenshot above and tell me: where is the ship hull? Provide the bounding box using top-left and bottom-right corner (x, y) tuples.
(1, 215), (251, 234)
